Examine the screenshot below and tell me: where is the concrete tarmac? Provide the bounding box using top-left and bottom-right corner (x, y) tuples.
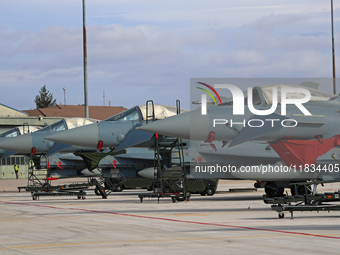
(0, 179), (340, 254)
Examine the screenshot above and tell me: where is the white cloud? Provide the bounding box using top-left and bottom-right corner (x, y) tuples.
(0, 1), (339, 110)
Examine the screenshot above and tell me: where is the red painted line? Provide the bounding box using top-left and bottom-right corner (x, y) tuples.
(1, 200), (339, 240)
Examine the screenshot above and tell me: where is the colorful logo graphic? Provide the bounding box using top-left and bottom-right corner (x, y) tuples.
(196, 82), (222, 106)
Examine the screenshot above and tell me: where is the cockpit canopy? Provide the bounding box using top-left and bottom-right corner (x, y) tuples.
(0, 126), (41, 138)
(260, 84), (334, 105)
(39, 118), (98, 132)
(105, 105), (188, 122)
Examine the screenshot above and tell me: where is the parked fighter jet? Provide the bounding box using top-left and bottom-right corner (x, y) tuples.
(43, 102), (285, 196)
(140, 84), (335, 139)
(46, 90), (340, 197)
(0, 125), (41, 157)
(45, 104), (283, 170)
(41, 145), (218, 196)
(0, 118), (98, 155)
(44, 148), (156, 192)
(136, 83), (340, 194)
(45, 104), (185, 151)
(138, 84), (340, 165)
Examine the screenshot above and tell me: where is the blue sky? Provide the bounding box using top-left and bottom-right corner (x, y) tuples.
(0, 0), (339, 111)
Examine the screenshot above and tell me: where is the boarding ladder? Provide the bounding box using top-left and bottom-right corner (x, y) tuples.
(138, 100), (189, 202)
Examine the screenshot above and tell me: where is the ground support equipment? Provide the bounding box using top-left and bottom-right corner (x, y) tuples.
(264, 180), (340, 219)
(138, 191), (191, 203)
(137, 100), (189, 203)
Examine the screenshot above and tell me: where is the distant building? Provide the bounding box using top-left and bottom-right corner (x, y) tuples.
(23, 105), (127, 121)
(0, 103), (28, 118)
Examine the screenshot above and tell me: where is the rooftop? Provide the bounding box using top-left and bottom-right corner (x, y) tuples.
(23, 105), (127, 120)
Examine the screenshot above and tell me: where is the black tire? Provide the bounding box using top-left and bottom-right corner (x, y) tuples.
(200, 191), (207, 196)
(265, 185), (284, 198)
(115, 185), (123, 192)
(94, 187), (101, 196)
(205, 187), (215, 196)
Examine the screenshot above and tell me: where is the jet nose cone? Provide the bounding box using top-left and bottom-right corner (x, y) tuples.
(138, 108), (210, 140)
(0, 134), (33, 153)
(46, 124), (99, 147)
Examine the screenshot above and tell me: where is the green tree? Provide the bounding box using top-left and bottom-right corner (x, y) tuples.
(34, 85), (57, 108)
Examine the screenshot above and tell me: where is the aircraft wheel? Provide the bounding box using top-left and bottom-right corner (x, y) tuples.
(206, 187), (215, 196)
(116, 185), (123, 192)
(265, 184), (284, 198)
(94, 187), (101, 196)
(278, 212), (285, 219)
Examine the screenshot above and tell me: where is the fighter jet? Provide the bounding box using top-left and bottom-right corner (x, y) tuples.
(138, 83), (340, 167)
(0, 112), (217, 197)
(44, 108), (284, 197)
(45, 91), (340, 197)
(45, 147), (218, 196)
(45, 148), (155, 184)
(44, 103), (284, 175)
(133, 83), (340, 196)
(0, 125), (41, 157)
(0, 118), (99, 155)
(45, 104), (186, 151)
